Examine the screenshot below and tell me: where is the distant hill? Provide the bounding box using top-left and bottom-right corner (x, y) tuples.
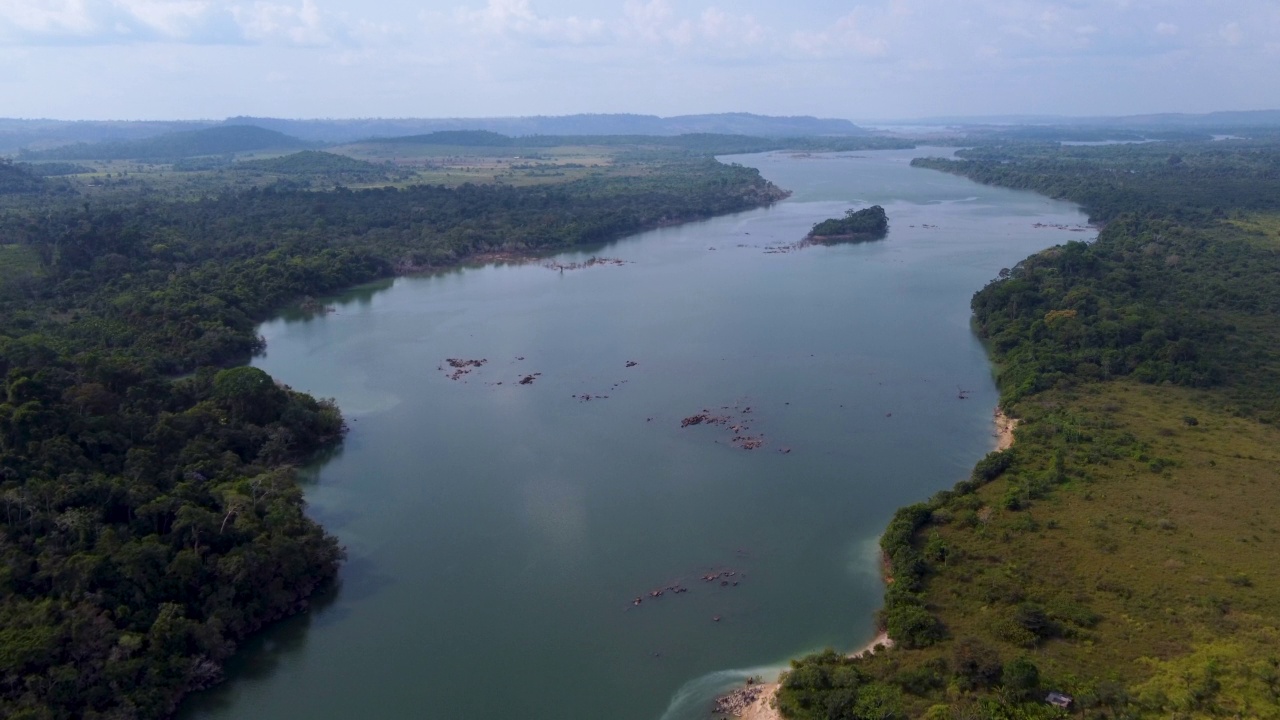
(364, 130), (514, 147)
(231, 151), (392, 182)
(0, 114), (866, 155)
(362, 131), (782, 153)
(872, 109), (1280, 131)
(0, 119), (209, 154)
(360, 132), (907, 156)
(224, 113), (867, 141)
(1102, 109), (1280, 128)
(19, 126), (308, 161)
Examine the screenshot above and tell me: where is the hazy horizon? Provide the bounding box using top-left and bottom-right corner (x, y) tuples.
(3, 0), (1279, 122)
(3, 109), (1280, 126)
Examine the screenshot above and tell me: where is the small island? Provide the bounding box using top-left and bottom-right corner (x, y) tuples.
(806, 204), (889, 243)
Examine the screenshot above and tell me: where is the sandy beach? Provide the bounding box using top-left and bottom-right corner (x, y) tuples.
(715, 632), (894, 720)
(994, 406), (1018, 450)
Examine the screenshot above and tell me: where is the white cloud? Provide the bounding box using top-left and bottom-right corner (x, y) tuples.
(620, 0), (673, 43)
(790, 8), (889, 59)
(453, 0), (604, 45)
(450, 0), (765, 54)
(115, 0), (211, 37)
(1219, 21), (1242, 46)
(232, 0), (332, 45)
(0, 0), (339, 45)
(3, 0), (1280, 120)
(699, 8), (764, 47)
(0, 0), (102, 39)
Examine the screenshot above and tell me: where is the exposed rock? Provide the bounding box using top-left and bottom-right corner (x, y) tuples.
(443, 358), (487, 380)
(713, 683), (765, 717)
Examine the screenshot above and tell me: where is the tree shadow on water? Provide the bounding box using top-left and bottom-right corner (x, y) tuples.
(176, 554), (392, 717)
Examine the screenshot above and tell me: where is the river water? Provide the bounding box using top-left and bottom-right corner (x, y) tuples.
(180, 148), (1093, 720)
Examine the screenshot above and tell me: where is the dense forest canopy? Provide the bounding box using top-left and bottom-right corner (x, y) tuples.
(0, 160), (44, 195)
(0, 151), (787, 719)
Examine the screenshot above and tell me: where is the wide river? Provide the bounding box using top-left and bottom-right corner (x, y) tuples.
(180, 148), (1093, 720)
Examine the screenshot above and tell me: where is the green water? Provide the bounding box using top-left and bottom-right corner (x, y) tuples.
(179, 149), (1093, 720)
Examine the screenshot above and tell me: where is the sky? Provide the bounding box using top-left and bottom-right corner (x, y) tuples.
(1, 0), (1278, 121)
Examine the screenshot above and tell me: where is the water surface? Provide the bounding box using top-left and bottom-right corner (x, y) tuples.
(181, 148), (1094, 720)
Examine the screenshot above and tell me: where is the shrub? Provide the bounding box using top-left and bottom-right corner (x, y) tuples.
(1001, 657), (1041, 700)
(952, 637), (1003, 690)
(886, 604), (946, 649)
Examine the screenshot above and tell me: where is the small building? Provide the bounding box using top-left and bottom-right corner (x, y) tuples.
(1046, 691), (1073, 709)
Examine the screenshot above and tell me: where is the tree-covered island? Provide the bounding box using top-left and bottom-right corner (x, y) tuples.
(806, 205), (889, 242)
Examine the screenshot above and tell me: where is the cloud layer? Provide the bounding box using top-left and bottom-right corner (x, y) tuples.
(2, 0), (1277, 119)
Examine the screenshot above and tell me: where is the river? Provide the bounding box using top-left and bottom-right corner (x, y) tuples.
(179, 148), (1094, 720)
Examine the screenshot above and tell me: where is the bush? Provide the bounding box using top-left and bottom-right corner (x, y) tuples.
(972, 449), (1015, 483)
(886, 604), (945, 649)
(1001, 657), (1041, 700)
(952, 637), (1003, 690)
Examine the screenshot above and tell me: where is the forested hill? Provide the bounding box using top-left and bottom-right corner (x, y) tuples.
(226, 112), (868, 141)
(364, 130), (514, 146)
(775, 139), (1280, 718)
(231, 151), (393, 183)
(0, 158), (786, 719)
(18, 126), (308, 162)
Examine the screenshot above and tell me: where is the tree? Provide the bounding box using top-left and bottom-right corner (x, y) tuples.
(953, 637), (1003, 690)
(212, 366), (286, 424)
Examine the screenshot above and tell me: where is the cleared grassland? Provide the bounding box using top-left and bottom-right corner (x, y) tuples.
(0, 243), (42, 287)
(861, 380), (1280, 717)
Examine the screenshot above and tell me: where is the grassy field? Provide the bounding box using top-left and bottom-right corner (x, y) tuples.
(27, 145), (629, 195)
(851, 379), (1280, 717)
(1229, 212), (1280, 248)
(330, 142), (617, 187)
(0, 243), (41, 288)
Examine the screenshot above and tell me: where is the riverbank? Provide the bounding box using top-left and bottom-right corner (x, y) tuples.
(709, 406), (1012, 720)
(994, 407), (1018, 451)
(714, 632), (895, 720)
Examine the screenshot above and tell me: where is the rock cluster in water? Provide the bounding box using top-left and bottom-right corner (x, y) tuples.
(680, 405), (768, 451)
(1033, 222), (1090, 232)
(629, 566), (745, 611)
(713, 681), (765, 717)
(543, 256), (629, 272)
(443, 358), (487, 381)
(440, 356), (787, 452)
